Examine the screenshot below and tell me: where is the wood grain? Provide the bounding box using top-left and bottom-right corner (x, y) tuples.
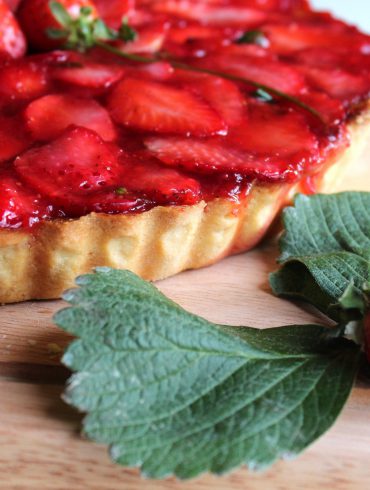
(1, 147), (370, 489)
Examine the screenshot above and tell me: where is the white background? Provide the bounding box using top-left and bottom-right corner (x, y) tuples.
(311, 0), (370, 32)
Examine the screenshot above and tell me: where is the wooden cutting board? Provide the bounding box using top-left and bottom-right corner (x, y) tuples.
(1, 147), (370, 490)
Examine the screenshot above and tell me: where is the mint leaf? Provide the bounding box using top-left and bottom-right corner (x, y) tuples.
(270, 192), (370, 318)
(55, 268), (360, 479)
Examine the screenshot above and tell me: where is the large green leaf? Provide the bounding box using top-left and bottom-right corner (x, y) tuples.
(270, 192), (370, 317)
(55, 268), (360, 479)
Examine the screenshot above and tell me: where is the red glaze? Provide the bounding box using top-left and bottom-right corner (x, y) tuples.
(0, 0), (369, 229)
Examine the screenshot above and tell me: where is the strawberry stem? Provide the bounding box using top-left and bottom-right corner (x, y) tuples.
(95, 41), (325, 124)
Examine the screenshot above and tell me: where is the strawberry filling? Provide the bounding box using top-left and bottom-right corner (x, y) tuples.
(0, 0), (369, 230)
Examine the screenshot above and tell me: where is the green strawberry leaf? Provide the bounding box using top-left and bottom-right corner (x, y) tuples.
(270, 192), (370, 319)
(55, 268), (360, 480)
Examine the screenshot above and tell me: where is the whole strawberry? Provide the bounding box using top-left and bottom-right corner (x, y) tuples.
(18, 0), (97, 50)
(0, 0), (26, 58)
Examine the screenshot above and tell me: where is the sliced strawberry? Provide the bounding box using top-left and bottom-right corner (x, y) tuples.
(72, 190), (148, 216)
(263, 22), (370, 55)
(0, 172), (52, 229)
(166, 24), (225, 45)
(0, 57), (51, 105)
(231, 0), (309, 11)
(94, 0), (134, 29)
(300, 92), (345, 126)
(4, 0), (21, 11)
(25, 94), (116, 142)
(0, 115), (32, 162)
(145, 136), (297, 181)
(300, 66), (370, 105)
(52, 59), (125, 89)
(119, 22), (167, 54)
(203, 54), (306, 94)
(134, 61), (174, 81)
(228, 102), (318, 158)
(119, 157), (201, 205)
(14, 127), (122, 204)
(17, 0), (98, 51)
(152, 0), (266, 26)
(108, 77), (226, 136)
(294, 47), (370, 77)
(189, 76), (247, 127)
(0, 0), (26, 59)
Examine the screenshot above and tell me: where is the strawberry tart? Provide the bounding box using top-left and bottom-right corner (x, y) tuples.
(0, 0), (369, 303)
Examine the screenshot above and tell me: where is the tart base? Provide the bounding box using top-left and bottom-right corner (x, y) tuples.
(1, 113), (369, 303)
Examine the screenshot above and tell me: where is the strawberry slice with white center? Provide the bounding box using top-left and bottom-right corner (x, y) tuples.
(188, 76), (247, 127)
(108, 77), (226, 136)
(25, 94), (116, 142)
(228, 102), (318, 157)
(119, 157), (201, 205)
(204, 54), (306, 94)
(52, 60), (125, 89)
(0, 115), (32, 162)
(152, 0), (266, 25)
(299, 66), (370, 104)
(120, 22), (168, 54)
(15, 127), (122, 203)
(0, 172), (52, 229)
(0, 0), (26, 59)
(145, 137), (296, 181)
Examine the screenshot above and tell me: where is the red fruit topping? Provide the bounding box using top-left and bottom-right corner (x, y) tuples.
(166, 24), (225, 45)
(263, 22), (370, 54)
(119, 158), (201, 205)
(0, 172), (52, 229)
(300, 66), (370, 104)
(189, 76), (246, 127)
(228, 102), (318, 157)
(0, 57), (50, 105)
(18, 0), (98, 51)
(300, 92), (345, 126)
(120, 22), (167, 54)
(152, 0), (267, 25)
(0, 0), (26, 59)
(234, 0), (309, 11)
(0, 115), (32, 161)
(52, 59), (125, 89)
(108, 77), (227, 136)
(204, 54), (306, 94)
(145, 136), (296, 181)
(25, 94), (116, 141)
(79, 192), (147, 215)
(94, 0), (134, 29)
(294, 47), (370, 77)
(135, 61), (174, 81)
(14, 127), (122, 202)
(4, 0), (21, 11)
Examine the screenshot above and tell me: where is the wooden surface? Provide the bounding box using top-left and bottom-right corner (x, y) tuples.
(1, 150), (370, 490)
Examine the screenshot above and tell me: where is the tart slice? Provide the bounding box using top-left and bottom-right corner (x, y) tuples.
(0, 0), (369, 303)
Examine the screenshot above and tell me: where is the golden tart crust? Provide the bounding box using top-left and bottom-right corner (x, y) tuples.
(0, 112), (369, 304)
